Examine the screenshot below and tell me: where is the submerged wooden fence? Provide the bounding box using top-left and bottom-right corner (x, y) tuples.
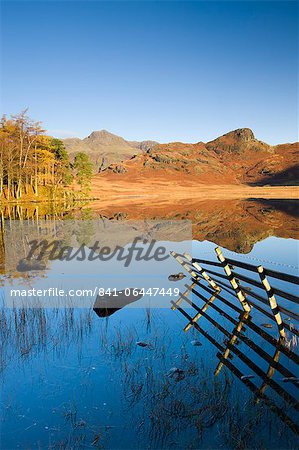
(170, 247), (299, 338)
(170, 248), (299, 435)
(171, 294), (299, 434)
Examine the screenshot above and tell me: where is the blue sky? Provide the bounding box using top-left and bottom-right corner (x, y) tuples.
(1, 1), (298, 144)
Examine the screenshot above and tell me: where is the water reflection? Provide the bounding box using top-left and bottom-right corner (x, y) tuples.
(93, 288), (144, 317)
(1, 295), (298, 448)
(172, 278), (299, 436)
(0, 198), (298, 448)
(0, 201), (89, 275)
(88, 198), (299, 253)
(0, 198), (298, 279)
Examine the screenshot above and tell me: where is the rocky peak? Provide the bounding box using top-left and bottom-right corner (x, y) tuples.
(84, 130), (133, 148)
(224, 128), (255, 142)
(87, 130), (117, 140)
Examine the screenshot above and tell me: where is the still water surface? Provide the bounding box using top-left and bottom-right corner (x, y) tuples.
(0, 199), (298, 449)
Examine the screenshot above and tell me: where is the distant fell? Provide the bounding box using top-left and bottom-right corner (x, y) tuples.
(64, 130), (158, 171)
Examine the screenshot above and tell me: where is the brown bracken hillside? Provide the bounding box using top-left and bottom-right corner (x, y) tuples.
(102, 128), (298, 185)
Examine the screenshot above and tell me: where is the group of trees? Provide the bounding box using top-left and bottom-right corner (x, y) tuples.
(0, 110), (93, 200)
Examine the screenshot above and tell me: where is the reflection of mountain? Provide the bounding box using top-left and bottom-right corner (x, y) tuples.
(91, 198), (299, 253)
(1, 199), (298, 277)
(254, 198), (299, 218)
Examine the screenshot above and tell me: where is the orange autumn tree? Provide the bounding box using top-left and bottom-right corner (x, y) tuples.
(0, 110), (77, 200)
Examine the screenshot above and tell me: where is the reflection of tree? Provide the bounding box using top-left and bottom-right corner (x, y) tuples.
(0, 203), (90, 278)
(1, 198), (299, 260)
(74, 220), (96, 247)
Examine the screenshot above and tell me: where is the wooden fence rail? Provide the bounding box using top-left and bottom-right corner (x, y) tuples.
(170, 278), (299, 436)
(171, 247), (299, 339)
(194, 256), (299, 285)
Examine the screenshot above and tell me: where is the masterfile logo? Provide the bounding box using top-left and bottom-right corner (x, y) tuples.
(4, 219), (192, 308)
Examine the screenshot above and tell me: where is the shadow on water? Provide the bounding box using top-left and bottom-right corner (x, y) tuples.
(249, 198), (299, 218)
(165, 248), (299, 444)
(90, 260), (299, 447)
(93, 289), (144, 317)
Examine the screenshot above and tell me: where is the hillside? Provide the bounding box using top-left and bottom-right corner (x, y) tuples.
(64, 130), (158, 172)
(102, 128), (298, 185)
(87, 197), (299, 253)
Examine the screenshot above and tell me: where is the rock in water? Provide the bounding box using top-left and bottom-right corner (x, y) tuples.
(136, 341), (152, 348)
(168, 272), (186, 282)
(167, 367), (185, 381)
(191, 340), (202, 347)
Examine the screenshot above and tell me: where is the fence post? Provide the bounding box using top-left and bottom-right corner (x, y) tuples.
(171, 283), (195, 311)
(214, 312), (249, 376)
(183, 252), (220, 291)
(170, 251), (198, 278)
(215, 247), (251, 312)
(257, 266), (286, 339)
(184, 291), (218, 332)
(255, 345), (282, 403)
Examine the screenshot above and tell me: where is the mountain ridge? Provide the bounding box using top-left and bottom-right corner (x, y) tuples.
(63, 130), (158, 171)
(64, 128), (298, 185)
(101, 128), (298, 185)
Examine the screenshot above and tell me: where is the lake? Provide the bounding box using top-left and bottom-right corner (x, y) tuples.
(0, 198), (298, 449)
